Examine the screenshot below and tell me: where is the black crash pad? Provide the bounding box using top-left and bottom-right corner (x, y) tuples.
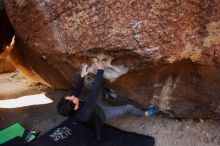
(2, 137), (26, 146)
(30, 118), (155, 146)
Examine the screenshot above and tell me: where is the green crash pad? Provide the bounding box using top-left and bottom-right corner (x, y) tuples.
(0, 123), (35, 144)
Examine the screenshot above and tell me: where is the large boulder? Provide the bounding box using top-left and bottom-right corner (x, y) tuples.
(4, 0), (220, 119)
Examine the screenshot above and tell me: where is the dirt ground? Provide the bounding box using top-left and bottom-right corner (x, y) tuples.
(0, 72), (219, 146)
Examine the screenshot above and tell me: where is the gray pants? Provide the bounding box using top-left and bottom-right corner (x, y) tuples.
(96, 88), (144, 121)
(100, 104), (145, 120)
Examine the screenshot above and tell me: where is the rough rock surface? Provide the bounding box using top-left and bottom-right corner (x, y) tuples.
(4, 0), (220, 118)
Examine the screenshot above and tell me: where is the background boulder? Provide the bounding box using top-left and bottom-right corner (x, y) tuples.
(0, 0), (15, 73)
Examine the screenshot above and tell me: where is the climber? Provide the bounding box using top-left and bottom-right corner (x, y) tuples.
(57, 59), (157, 140)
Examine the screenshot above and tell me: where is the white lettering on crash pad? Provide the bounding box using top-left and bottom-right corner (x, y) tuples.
(49, 127), (72, 141)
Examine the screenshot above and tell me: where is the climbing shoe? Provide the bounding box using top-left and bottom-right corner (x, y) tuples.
(145, 106), (157, 117)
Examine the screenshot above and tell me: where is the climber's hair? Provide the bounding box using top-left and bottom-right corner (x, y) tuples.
(56, 97), (76, 117)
